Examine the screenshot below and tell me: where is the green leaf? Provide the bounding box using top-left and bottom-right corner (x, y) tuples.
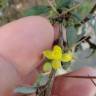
(88, 17), (96, 34)
(93, 21), (96, 34)
(87, 15), (95, 20)
(56, 0), (73, 9)
(77, 25), (86, 41)
(66, 26), (77, 48)
(15, 86), (37, 94)
(36, 74), (49, 86)
(43, 62), (52, 72)
(77, 0), (93, 18)
(72, 12), (83, 21)
(24, 6), (51, 16)
(0, 0), (8, 9)
(86, 49), (96, 58)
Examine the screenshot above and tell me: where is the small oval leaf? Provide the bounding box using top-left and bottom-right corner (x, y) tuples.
(24, 6), (51, 16)
(56, 0), (73, 9)
(66, 26), (77, 48)
(43, 62), (52, 72)
(15, 86), (37, 94)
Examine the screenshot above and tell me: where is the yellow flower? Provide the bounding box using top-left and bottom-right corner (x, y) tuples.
(52, 45), (62, 60)
(43, 45), (62, 60)
(43, 45), (73, 70)
(43, 50), (53, 59)
(62, 53), (73, 62)
(52, 60), (61, 70)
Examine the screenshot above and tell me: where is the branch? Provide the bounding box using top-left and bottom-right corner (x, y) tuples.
(75, 3), (96, 27)
(90, 3), (96, 14)
(47, 0), (59, 15)
(45, 69), (56, 96)
(51, 2), (96, 27)
(51, 3), (80, 21)
(61, 3), (80, 16)
(63, 75), (96, 79)
(88, 74), (96, 87)
(37, 70), (56, 96)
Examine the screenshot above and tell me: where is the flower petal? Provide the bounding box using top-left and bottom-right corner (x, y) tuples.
(52, 60), (61, 70)
(62, 53), (73, 62)
(52, 45), (62, 60)
(43, 50), (53, 59)
(53, 45), (62, 52)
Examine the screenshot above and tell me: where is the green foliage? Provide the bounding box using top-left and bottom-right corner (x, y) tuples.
(77, 25), (87, 41)
(66, 26), (77, 48)
(15, 85), (37, 94)
(72, 12), (83, 23)
(55, 0), (73, 9)
(24, 5), (51, 16)
(0, 0), (8, 9)
(36, 74), (49, 86)
(93, 21), (96, 34)
(77, 0), (93, 18)
(15, 74), (49, 94)
(88, 17), (96, 34)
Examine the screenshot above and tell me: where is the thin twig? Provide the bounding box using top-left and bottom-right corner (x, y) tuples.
(47, 0), (59, 15)
(45, 69), (56, 96)
(37, 69), (56, 96)
(71, 35), (90, 53)
(58, 24), (65, 49)
(90, 3), (96, 14)
(63, 75), (96, 79)
(88, 74), (96, 87)
(75, 3), (96, 27)
(61, 3), (81, 16)
(37, 85), (48, 96)
(90, 78), (96, 87)
(73, 35), (90, 49)
(51, 3), (80, 20)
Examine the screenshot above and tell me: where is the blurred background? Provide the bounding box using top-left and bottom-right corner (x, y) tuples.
(0, 0), (95, 26)
(0, 0), (48, 26)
